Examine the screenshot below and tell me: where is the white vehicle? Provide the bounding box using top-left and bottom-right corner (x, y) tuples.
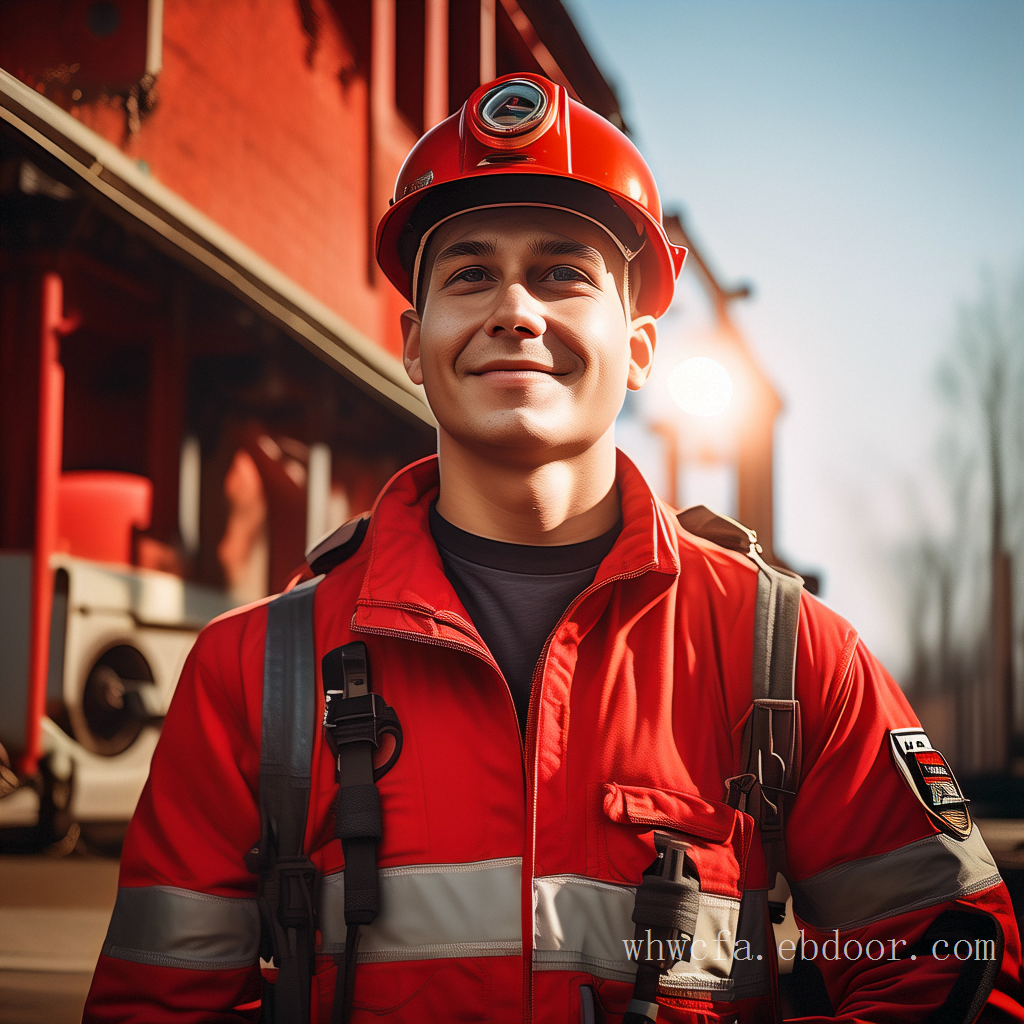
(0, 548), (235, 832)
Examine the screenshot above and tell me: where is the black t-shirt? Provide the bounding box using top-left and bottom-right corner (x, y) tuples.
(429, 504), (621, 735)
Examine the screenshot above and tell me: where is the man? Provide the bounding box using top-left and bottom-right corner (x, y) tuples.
(85, 74), (1022, 1023)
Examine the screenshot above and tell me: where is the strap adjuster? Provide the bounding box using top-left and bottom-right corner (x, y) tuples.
(324, 692), (380, 742)
(272, 855), (319, 931)
(323, 693), (403, 781)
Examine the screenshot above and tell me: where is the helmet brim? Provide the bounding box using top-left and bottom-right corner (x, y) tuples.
(378, 172), (681, 317)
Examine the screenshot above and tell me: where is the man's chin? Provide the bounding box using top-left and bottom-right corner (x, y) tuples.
(441, 413), (604, 462)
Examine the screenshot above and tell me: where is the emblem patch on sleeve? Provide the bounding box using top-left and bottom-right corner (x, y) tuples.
(889, 729), (972, 840)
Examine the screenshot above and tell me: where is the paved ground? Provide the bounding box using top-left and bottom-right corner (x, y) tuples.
(1, 819), (1021, 1022)
(0, 854), (118, 1024)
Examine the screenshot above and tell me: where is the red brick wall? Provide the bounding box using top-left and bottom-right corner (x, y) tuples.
(65, 0), (417, 357)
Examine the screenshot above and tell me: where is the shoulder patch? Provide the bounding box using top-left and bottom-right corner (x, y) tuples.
(889, 728), (972, 840)
(306, 514), (370, 577)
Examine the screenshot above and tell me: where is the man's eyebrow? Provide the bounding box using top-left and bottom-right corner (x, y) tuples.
(433, 239), (497, 267)
(530, 238), (604, 262)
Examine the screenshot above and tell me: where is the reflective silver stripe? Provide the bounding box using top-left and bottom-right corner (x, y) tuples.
(790, 826), (1001, 932)
(320, 858), (522, 962)
(533, 874), (771, 1001)
(533, 874), (638, 981)
(102, 885), (259, 970)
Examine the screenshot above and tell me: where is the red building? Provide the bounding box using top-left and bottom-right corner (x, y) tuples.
(0, 0), (627, 819)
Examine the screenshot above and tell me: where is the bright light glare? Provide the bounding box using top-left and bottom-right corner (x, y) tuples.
(667, 357), (734, 417)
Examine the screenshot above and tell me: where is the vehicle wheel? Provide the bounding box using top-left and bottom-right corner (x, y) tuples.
(73, 646), (154, 756)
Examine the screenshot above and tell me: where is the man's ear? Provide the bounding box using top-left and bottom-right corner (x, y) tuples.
(401, 308), (423, 386)
(626, 315), (657, 391)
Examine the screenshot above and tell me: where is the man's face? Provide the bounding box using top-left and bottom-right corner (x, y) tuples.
(401, 206), (656, 464)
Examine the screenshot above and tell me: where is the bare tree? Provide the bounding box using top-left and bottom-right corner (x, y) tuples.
(901, 264), (1023, 775)
(898, 443), (974, 756)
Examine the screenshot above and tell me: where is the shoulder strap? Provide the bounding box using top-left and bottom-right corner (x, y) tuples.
(245, 575), (323, 1024)
(742, 544), (803, 900)
(307, 513), (370, 577)
(677, 506), (803, 905)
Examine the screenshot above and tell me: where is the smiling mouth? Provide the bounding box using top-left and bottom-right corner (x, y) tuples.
(470, 364), (569, 377)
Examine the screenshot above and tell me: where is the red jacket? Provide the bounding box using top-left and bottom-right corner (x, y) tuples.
(85, 454), (1023, 1023)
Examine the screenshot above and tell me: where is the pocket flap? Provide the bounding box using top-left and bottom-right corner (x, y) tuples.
(602, 783), (737, 842)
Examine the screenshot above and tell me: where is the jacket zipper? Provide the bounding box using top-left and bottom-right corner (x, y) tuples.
(523, 561), (663, 1023)
(355, 561), (669, 1024)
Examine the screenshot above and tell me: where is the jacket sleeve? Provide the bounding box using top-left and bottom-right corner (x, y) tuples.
(784, 611), (1024, 1023)
(83, 604), (270, 1023)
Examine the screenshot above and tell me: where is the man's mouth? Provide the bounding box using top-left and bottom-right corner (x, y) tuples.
(469, 360), (567, 377)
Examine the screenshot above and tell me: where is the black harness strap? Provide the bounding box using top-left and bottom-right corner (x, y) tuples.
(244, 576), (323, 1024)
(321, 642), (403, 1024)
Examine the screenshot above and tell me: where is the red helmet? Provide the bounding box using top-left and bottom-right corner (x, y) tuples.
(375, 73), (686, 318)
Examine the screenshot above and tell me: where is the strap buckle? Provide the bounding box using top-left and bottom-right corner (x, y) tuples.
(271, 855), (319, 931)
(322, 642), (403, 782)
(630, 832), (701, 966)
(625, 832), (701, 1023)
(324, 692), (379, 743)
(323, 692), (403, 781)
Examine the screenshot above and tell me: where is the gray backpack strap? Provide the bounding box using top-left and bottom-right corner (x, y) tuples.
(677, 507), (803, 909)
(244, 575), (323, 1024)
(742, 547), (803, 903)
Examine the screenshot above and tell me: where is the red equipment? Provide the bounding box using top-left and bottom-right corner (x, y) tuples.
(58, 472), (153, 564)
(24, 273), (75, 775)
(375, 73), (687, 318)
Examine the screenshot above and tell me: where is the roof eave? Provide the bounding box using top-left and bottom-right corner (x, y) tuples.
(0, 68), (434, 429)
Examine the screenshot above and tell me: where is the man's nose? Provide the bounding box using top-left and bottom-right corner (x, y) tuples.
(484, 283), (546, 339)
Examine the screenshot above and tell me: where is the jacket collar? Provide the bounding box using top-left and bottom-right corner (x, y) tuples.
(352, 452), (680, 643)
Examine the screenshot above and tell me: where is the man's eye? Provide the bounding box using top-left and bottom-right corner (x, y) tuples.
(548, 266), (588, 282)
(451, 267), (488, 284)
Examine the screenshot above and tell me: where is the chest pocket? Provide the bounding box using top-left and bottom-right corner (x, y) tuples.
(588, 782), (773, 1002)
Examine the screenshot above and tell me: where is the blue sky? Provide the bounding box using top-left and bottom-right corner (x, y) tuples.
(569, 0), (1024, 674)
